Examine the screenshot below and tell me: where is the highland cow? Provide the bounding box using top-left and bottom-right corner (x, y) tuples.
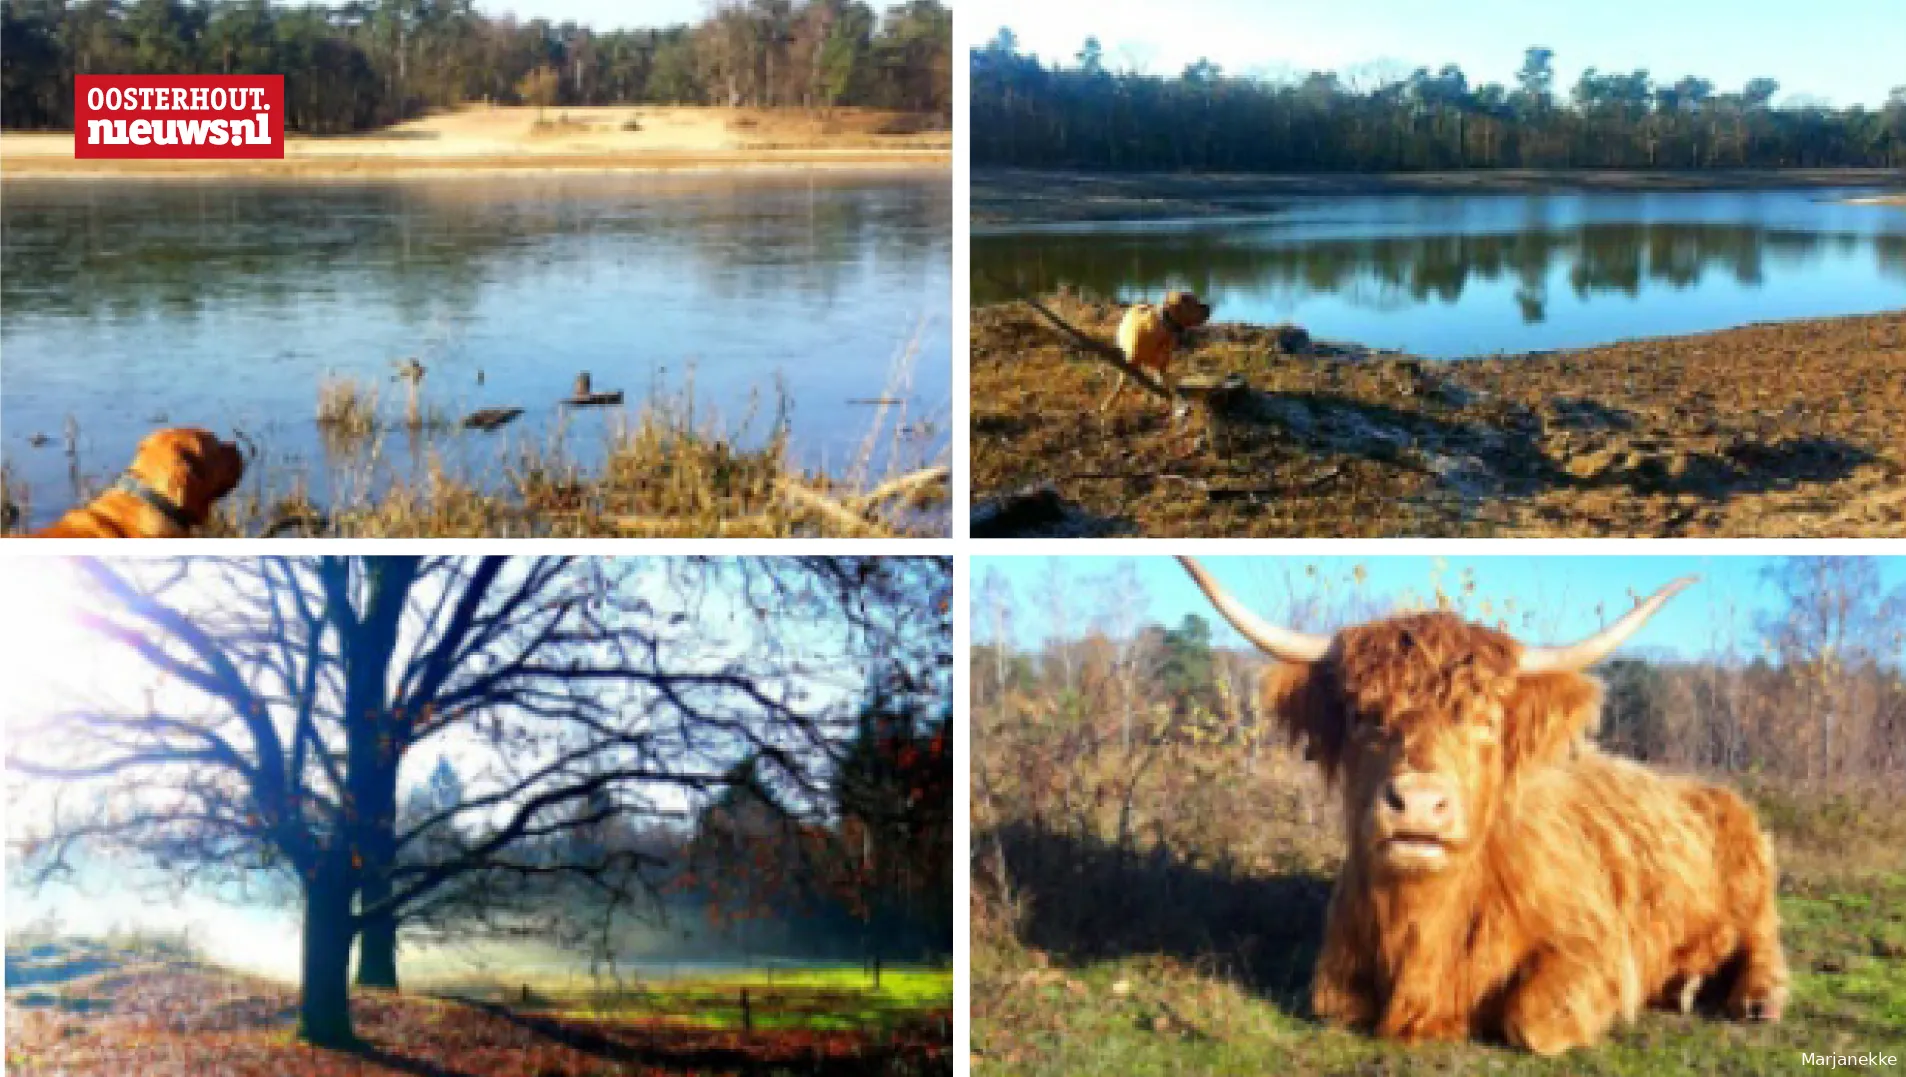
(1178, 557), (1788, 1055)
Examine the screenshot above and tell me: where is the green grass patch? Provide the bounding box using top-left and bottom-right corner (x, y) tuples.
(975, 869), (1906, 1075)
(422, 963), (951, 1035)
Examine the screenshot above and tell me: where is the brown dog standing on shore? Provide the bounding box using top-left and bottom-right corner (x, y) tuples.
(28, 428), (245, 538)
(1103, 290), (1213, 412)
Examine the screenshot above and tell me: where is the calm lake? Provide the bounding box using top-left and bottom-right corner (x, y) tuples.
(1, 172), (950, 528)
(973, 188), (1906, 358)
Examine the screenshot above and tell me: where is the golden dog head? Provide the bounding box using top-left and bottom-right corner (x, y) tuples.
(1162, 290), (1212, 330)
(127, 428), (246, 524)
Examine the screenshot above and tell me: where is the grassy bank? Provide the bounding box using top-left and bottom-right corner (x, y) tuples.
(970, 296), (1906, 537)
(418, 966), (953, 1034)
(2, 372), (949, 538)
(973, 168), (1906, 226)
(972, 729), (1906, 1075)
(2, 105), (950, 179)
(6, 938), (951, 1075)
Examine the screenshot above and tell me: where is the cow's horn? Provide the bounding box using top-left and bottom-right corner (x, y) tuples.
(1518, 576), (1698, 674)
(1177, 556), (1331, 664)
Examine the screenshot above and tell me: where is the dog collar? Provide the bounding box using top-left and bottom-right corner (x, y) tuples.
(115, 473), (200, 531)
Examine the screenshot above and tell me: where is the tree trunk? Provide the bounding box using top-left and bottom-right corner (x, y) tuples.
(327, 556), (416, 993)
(355, 890), (399, 990)
(299, 858), (358, 1047)
(353, 756), (401, 991)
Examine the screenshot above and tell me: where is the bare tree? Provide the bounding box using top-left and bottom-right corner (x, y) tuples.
(1092, 560), (1153, 751)
(7, 555), (947, 1048)
(1037, 560), (1076, 696)
(1761, 557), (1906, 781)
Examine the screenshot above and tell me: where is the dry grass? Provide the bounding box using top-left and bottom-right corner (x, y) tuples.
(248, 366), (941, 538)
(0, 461), (26, 533)
(314, 372), (379, 441)
(971, 295), (1906, 537)
(214, 409), (943, 539)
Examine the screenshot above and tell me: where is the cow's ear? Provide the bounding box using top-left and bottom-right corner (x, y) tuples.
(1504, 672), (1602, 770)
(1261, 662), (1346, 782)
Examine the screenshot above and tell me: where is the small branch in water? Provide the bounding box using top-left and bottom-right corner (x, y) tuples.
(849, 465), (950, 510)
(775, 479), (895, 538)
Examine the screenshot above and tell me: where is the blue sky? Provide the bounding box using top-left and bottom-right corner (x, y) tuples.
(972, 555), (1906, 660)
(968, 0), (1906, 108)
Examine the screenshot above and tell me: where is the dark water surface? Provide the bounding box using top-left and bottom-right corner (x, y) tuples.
(974, 188), (1906, 357)
(2, 172), (950, 527)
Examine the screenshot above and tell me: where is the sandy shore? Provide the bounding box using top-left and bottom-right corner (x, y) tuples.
(971, 298), (1906, 537)
(974, 167), (1906, 225)
(2, 105), (949, 178)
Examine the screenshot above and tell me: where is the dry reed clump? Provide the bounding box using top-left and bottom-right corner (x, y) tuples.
(0, 461), (25, 533)
(222, 376), (944, 537)
(315, 372), (379, 441)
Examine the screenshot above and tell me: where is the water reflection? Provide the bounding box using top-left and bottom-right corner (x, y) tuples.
(1, 173), (951, 520)
(974, 191), (1906, 356)
(5, 176), (947, 325)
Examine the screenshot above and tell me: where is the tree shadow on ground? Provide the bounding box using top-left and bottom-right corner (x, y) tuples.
(324, 1042), (481, 1077)
(456, 999), (942, 1076)
(989, 821), (1333, 1018)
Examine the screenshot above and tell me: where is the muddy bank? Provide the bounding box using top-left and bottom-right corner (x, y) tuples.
(973, 167), (1906, 226)
(970, 297), (1906, 537)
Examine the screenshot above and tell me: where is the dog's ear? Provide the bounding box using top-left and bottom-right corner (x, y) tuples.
(1261, 660), (1348, 782)
(1166, 291), (1211, 327)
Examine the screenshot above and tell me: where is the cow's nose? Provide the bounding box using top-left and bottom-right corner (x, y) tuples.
(1382, 774), (1452, 828)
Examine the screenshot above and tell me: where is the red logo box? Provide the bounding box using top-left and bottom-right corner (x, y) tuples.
(75, 75), (284, 160)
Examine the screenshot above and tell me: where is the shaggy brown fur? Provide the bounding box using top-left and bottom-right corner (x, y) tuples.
(1258, 612), (1787, 1055)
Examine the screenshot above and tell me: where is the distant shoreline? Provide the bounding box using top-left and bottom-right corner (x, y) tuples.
(0, 142), (950, 180)
(1, 105), (950, 180)
(974, 167), (1906, 226)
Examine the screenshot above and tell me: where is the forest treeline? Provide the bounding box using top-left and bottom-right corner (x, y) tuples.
(971, 30), (1906, 171)
(975, 559), (1906, 793)
(402, 691), (953, 966)
(1, 0), (952, 133)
